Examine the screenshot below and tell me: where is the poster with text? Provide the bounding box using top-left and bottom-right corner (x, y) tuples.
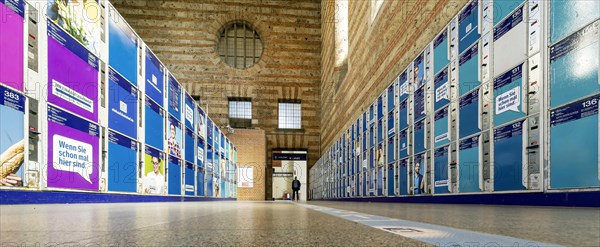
(47, 0), (101, 54)
(47, 20), (99, 122)
(413, 153), (425, 195)
(197, 138), (205, 168)
(143, 145), (164, 194)
(145, 48), (164, 105)
(47, 105), (100, 190)
(168, 155), (181, 195)
(167, 115), (182, 158)
(414, 52), (425, 88)
(108, 68), (138, 138)
(168, 74), (181, 120)
(0, 0), (25, 91)
(108, 6), (138, 85)
(0, 85), (25, 187)
(185, 161), (195, 196)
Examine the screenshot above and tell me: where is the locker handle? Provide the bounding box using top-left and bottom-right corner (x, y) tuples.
(531, 65), (539, 70)
(530, 125), (539, 130)
(531, 4), (539, 11)
(530, 31), (536, 35)
(528, 91), (537, 95)
(526, 145), (540, 150)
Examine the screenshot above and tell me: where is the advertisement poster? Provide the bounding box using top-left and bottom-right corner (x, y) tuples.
(168, 74), (181, 120)
(399, 158), (408, 195)
(414, 87), (426, 121)
(434, 67), (450, 110)
(168, 155), (181, 195)
(143, 145), (165, 194)
(0, 0), (25, 91)
(433, 29), (449, 75)
(107, 130), (137, 193)
(185, 162), (195, 196)
(494, 64), (525, 126)
(145, 48), (164, 105)
(47, 20), (99, 122)
(47, 0), (101, 54)
(108, 6), (138, 85)
(413, 153), (425, 195)
(108, 68), (138, 138)
(47, 105), (100, 190)
(414, 53), (425, 88)
(167, 115), (182, 158)
(0, 85), (25, 187)
(197, 107), (206, 140)
(398, 71), (409, 102)
(398, 129), (408, 159)
(144, 97), (164, 150)
(434, 107), (450, 147)
(184, 94), (194, 130)
(414, 119), (426, 154)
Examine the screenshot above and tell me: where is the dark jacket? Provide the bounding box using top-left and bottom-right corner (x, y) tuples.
(292, 179), (301, 190)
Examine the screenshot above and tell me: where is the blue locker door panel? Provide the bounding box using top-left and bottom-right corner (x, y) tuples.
(434, 33), (449, 74)
(550, 1), (600, 44)
(493, 0), (525, 26)
(387, 164), (394, 196)
(459, 50), (480, 96)
(459, 136), (481, 192)
(414, 120), (426, 154)
(399, 160), (408, 195)
(399, 130), (409, 159)
(413, 154), (426, 195)
(197, 171), (204, 196)
(362, 172), (367, 196)
(458, 0), (480, 54)
(493, 121), (526, 191)
(185, 164), (195, 196)
(434, 146), (450, 194)
(399, 100), (409, 130)
(550, 97), (600, 189)
(144, 104), (164, 150)
(107, 142), (137, 193)
(434, 68), (450, 110)
(459, 91), (481, 139)
(434, 107), (450, 147)
(387, 137), (395, 164)
(168, 162), (181, 195)
(185, 131), (194, 163)
(550, 40), (599, 108)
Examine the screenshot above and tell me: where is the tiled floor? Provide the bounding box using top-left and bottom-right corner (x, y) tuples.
(0, 201), (598, 246)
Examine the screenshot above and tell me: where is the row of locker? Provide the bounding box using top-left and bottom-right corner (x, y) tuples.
(310, 0), (599, 199)
(0, 0), (238, 198)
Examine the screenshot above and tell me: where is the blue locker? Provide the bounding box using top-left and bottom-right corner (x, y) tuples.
(377, 167), (383, 196)
(459, 43), (480, 96)
(414, 86), (426, 121)
(377, 96), (384, 120)
(399, 100), (409, 130)
(197, 167), (204, 196)
(433, 29), (449, 75)
(107, 131), (137, 193)
(550, 22), (599, 108)
(459, 135), (481, 192)
(434, 67), (450, 110)
(370, 169), (376, 196)
(434, 106), (451, 147)
(493, 0), (525, 26)
(550, 95), (600, 189)
(399, 158), (409, 195)
(145, 98), (164, 150)
(387, 162), (394, 196)
(494, 63), (526, 126)
(550, 1), (600, 44)
(414, 119), (426, 154)
(185, 128), (195, 163)
(399, 129), (409, 159)
(168, 156), (182, 195)
(413, 153), (426, 195)
(369, 126), (375, 148)
(387, 136), (395, 164)
(458, 0), (480, 54)
(108, 68), (138, 139)
(494, 120), (526, 191)
(387, 85), (395, 112)
(185, 162), (195, 196)
(434, 145), (450, 194)
(387, 113), (395, 137)
(362, 172), (367, 196)
(459, 89), (481, 139)
(377, 120), (384, 143)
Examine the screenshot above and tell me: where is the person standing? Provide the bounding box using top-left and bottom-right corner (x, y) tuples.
(292, 176), (301, 201)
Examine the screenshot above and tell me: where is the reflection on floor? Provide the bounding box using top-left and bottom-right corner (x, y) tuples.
(1, 201), (598, 246)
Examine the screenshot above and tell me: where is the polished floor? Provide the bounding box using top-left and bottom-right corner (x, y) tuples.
(0, 201), (598, 246)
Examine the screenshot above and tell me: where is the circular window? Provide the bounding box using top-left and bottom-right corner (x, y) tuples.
(217, 21), (263, 69)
